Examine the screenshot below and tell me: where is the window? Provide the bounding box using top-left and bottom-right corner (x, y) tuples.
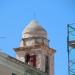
(26, 40), (35, 46)
(35, 39), (42, 44)
(25, 54), (30, 63)
(44, 39), (48, 46)
(45, 56), (49, 73)
(12, 73), (16, 75)
(25, 54), (36, 67)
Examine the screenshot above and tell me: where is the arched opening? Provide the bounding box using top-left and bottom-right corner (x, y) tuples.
(25, 54), (36, 67)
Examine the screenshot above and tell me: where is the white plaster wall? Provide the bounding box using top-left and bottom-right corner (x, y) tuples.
(16, 51), (25, 62)
(0, 55), (24, 75)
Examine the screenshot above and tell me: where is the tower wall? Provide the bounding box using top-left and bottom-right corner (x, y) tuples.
(49, 55), (54, 75)
(14, 20), (55, 75)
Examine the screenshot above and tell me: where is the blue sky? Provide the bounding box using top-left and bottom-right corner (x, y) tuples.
(0, 0), (75, 75)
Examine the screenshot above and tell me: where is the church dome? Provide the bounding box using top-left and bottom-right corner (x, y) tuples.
(22, 20), (47, 39)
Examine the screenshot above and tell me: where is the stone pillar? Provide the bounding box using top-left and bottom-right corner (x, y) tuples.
(36, 54), (46, 72)
(49, 54), (54, 75)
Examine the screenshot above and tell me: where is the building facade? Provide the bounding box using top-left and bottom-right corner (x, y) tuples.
(0, 20), (55, 75)
(0, 52), (47, 75)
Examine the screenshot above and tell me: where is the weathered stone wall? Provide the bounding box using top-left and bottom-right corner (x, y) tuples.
(0, 52), (47, 75)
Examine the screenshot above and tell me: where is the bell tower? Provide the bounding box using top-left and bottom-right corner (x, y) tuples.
(14, 20), (55, 75)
